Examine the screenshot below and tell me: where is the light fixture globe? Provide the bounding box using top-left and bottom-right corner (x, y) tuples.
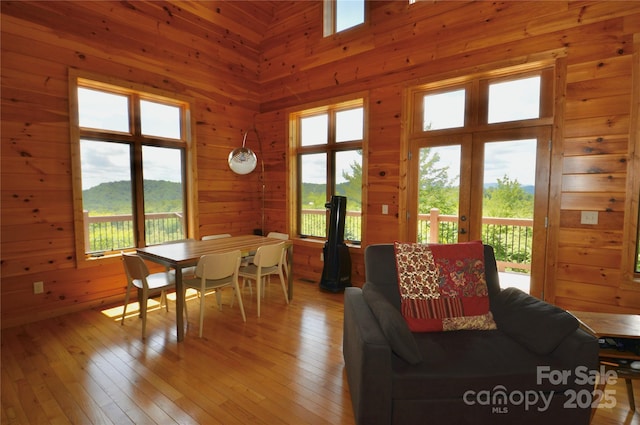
(228, 146), (257, 175)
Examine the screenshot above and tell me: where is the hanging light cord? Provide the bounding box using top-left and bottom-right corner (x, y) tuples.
(244, 127), (265, 236)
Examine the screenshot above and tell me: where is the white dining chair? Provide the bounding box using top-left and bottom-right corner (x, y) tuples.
(182, 234), (232, 279)
(266, 232), (289, 280)
(182, 250), (246, 337)
(121, 253), (176, 339)
(242, 231), (289, 276)
(188, 233), (234, 304)
(238, 241), (288, 317)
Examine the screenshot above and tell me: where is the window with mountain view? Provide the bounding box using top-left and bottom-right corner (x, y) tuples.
(72, 76), (191, 257)
(292, 99), (364, 242)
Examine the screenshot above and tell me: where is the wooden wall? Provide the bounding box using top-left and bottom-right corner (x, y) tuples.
(257, 1), (640, 313)
(2, 1), (639, 327)
(1, 1), (272, 327)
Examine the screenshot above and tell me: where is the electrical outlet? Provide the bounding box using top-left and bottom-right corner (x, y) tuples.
(580, 211), (598, 225)
(382, 204), (389, 215)
(320, 252), (324, 262)
(33, 281), (44, 294)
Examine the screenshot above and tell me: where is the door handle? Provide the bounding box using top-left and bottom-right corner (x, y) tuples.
(459, 228), (467, 234)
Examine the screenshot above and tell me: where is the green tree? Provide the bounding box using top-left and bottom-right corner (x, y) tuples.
(337, 150), (362, 211)
(418, 148), (458, 215)
(483, 175), (533, 218)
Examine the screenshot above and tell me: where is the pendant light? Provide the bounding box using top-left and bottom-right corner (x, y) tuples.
(228, 131), (257, 175)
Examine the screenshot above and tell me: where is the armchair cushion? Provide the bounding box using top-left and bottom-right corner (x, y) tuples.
(363, 283), (423, 365)
(394, 241), (496, 332)
(490, 287), (579, 355)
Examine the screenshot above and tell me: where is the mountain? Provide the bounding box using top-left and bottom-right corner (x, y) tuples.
(83, 180), (183, 214)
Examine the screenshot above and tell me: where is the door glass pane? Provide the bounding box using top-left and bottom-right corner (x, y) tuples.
(336, 108), (363, 142)
(301, 114), (328, 146)
(482, 139), (536, 291)
(300, 153), (327, 237)
(488, 76), (540, 123)
(423, 89), (465, 131)
(78, 88), (129, 132)
(140, 100), (181, 139)
(417, 145), (461, 243)
(80, 140), (134, 253)
(142, 146), (185, 245)
(335, 150), (362, 242)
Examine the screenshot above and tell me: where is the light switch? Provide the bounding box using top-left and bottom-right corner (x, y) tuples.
(382, 204), (389, 215)
(33, 281), (44, 294)
(580, 211), (598, 225)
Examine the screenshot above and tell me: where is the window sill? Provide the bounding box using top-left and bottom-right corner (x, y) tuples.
(293, 236), (361, 250)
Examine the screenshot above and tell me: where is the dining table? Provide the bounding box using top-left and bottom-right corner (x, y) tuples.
(136, 234), (293, 341)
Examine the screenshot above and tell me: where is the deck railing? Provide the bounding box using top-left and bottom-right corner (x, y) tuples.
(417, 208), (532, 273)
(84, 208), (532, 272)
(300, 209), (362, 242)
(83, 211), (184, 253)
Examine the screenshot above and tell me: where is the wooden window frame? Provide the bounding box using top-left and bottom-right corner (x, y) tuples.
(289, 96), (367, 243)
(68, 69), (198, 267)
(405, 64), (554, 297)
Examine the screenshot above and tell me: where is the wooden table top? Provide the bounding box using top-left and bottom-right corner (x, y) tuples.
(570, 311), (640, 339)
(136, 235), (289, 268)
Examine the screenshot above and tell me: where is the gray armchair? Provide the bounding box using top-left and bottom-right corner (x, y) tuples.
(343, 243), (598, 425)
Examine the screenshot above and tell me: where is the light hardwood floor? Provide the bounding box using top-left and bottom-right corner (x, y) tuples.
(1, 279), (638, 425)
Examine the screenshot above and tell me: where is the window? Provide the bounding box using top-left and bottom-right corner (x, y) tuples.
(324, 0), (365, 36)
(292, 99), (364, 243)
(487, 76), (541, 124)
(70, 73), (193, 260)
(422, 88), (466, 131)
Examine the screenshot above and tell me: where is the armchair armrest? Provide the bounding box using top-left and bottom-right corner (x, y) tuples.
(490, 287), (582, 355)
(343, 287), (393, 425)
(550, 327), (599, 373)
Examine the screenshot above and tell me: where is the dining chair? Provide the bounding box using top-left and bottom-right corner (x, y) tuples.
(121, 253), (176, 339)
(266, 232), (289, 280)
(242, 231), (289, 275)
(188, 233), (234, 303)
(183, 250), (246, 337)
(238, 241), (288, 317)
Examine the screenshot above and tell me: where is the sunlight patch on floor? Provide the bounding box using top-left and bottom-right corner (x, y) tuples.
(101, 288), (199, 321)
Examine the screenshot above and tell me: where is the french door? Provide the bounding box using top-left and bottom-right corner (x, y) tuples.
(409, 126), (551, 298)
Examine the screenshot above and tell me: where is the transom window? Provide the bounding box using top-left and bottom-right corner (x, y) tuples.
(323, 0), (365, 36)
(70, 73), (193, 261)
(292, 99), (365, 243)
(418, 72), (549, 133)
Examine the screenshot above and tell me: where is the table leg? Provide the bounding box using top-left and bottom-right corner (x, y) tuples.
(626, 378), (636, 412)
(287, 244), (293, 301)
(137, 288), (143, 318)
(175, 267), (184, 342)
